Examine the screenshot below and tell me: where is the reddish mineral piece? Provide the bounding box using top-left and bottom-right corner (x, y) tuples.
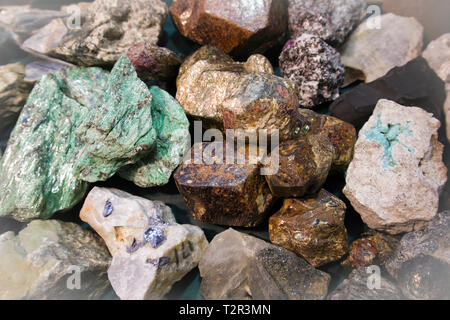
(279, 34), (345, 108)
(169, 0), (288, 58)
(269, 190), (349, 267)
(174, 142), (276, 227)
(127, 42), (183, 82)
(264, 134), (334, 198)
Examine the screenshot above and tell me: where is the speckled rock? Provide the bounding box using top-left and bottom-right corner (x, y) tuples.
(0, 220), (111, 300)
(299, 109), (356, 172)
(329, 57), (447, 145)
(279, 34), (345, 108)
(199, 229), (330, 300)
(341, 13), (423, 84)
(127, 42), (184, 83)
(51, 0), (168, 66)
(344, 100), (447, 234)
(80, 187), (208, 300)
(269, 190), (348, 267)
(327, 267), (402, 300)
(288, 0), (366, 47)
(174, 142), (275, 227)
(423, 33), (450, 141)
(0, 62), (32, 134)
(170, 0), (288, 58)
(264, 135), (334, 198)
(176, 46), (305, 141)
(342, 231), (400, 269)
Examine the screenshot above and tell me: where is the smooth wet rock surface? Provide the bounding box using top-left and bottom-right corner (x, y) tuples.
(287, 0), (366, 47)
(269, 190), (348, 267)
(344, 99), (447, 234)
(199, 229), (330, 300)
(279, 34), (344, 108)
(0, 219), (111, 300)
(340, 13), (423, 84)
(170, 0), (288, 58)
(80, 187), (208, 300)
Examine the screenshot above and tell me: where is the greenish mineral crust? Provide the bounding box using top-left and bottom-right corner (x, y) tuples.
(119, 86), (190, 187)
(74, 56), (157, 182)
(363, 113), (415, 169)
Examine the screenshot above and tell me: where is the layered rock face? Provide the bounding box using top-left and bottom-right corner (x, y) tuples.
(423, 33), (450, 141)
(344, 100), (447, 234)
(80, 187), (208, 300)
(170, 0), (288, 58)
(176, 46), (305, 141)
(0, 62), (32, 133)
(269, 190), (349, 267)
(384, 211), (450, 299)
(199, 229), (330, 300)
(175, 142), (275, 227)
(327, 267), (402, 300)
(279, 34), (345, 108)
(340, 13), (423, 84)
(287, 0), (366, 47)
(0, 220), (111, 300)
(329, 57), (447, 143)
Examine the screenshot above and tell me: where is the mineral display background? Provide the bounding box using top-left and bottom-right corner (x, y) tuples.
(0, 0), (448, 300)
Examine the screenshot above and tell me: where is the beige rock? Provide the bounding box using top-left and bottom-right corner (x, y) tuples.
(340, 13), (423, 84)
(0, 220), (111, 300)
(344, 99), (447, 234)
(423, 33), (450, 141)
(80, 187), (208, 300)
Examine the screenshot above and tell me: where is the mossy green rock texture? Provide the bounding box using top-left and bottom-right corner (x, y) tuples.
(0, 56), (189, 221)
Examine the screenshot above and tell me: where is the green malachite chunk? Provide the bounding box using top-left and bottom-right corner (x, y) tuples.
(0, 56), (189, 221)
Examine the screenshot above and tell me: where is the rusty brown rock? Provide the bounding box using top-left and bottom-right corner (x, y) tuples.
(174, 142), (276, 227)
(126, 42), (183, 83)
(169, 0), (288, 58)
(299, 109), (356, 172)
(269, 189), (349, 267)
(176, 46), (306, 141)
(264, 134), (334, 198)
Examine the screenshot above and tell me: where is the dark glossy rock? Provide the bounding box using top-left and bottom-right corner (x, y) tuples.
(279, 34), (345, 108)
(199, 229), (331, 300)
(329, 57), (447, 143)
(269, 189), (348, 267)
(328, 267), (402, 300)
(264, 135), (334, 198)
(174, 142), (275, 227)
(170, 0), (288, 58)
(127, 42), (184, 83)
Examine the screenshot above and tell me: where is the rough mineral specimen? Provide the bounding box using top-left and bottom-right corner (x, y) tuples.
(287, 0), (366, 47)
(118, 86), (190, 188)
(170, 0), (288, 58)
(341, 231), (400, 269)
(329, 57), (447, 143)
(0, 220), (111, 300)
(24, 60), (66, 83)
(327, 267), (402, 300)
(176, 46), (304, 140)
(0, 62), (32, 134)
(423, 33), (450, 141)
(264, 135), (334, 198)
(344, 100), (447, 234)
(298, 109), (356, 172)
(51, 0), (168, 66)
(340, 13), (423, 84)
(126, 42), (184, 83)
(80, 187), (208, 300)
(269, 190), (349, 267)
(279, 34), (345, 108)
(379, 0), (450, 44)
(199, 229), (331, 300)
(174, 142), (275, 227)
